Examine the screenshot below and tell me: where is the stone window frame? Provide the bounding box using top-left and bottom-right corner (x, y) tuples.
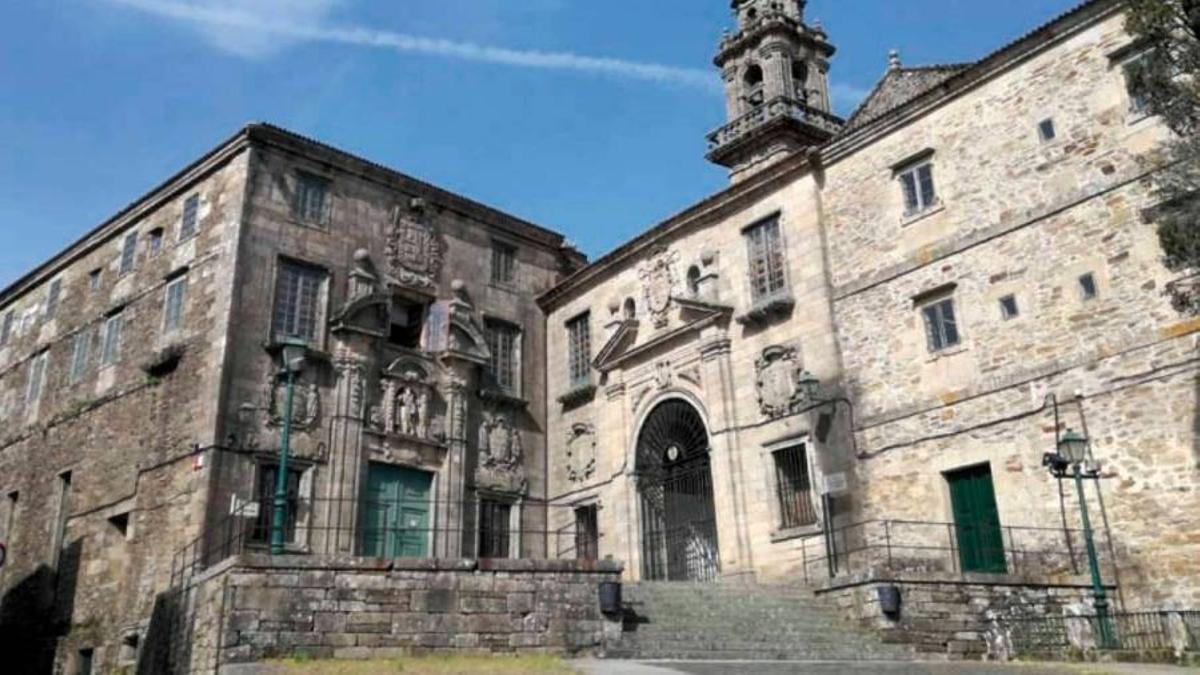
(483, 316), (523, 399)
(291, 170), (334, 227)
(248, 459), (313, 552)
(772, 443), (819, 530)
(101, 310), (125, 366)
(914, 284), (963, 355)
(0, 310), (12, 346)
(179, 193), (201, 241)
(269, 257), (331, 350)
(998, 294), (1020, 321)
(762, 434), (824, 542)
(88, 269), (102, 294)
(572, 502), (600, 561)
(44, 278), (62, 321)
(50, 470), (71, 568)
(476, 492), (522, 560)
(1037, 117), (1058, 144)
(161, 273), (189, 335)
(742, 213), (791, 305)
(147, 228), (165, 258)
(565, 311), (593, 391)
(1109, 41), (1155, 124)
(490, 238), (519, 287)
(69, 329), (93, 384)
(1078, 272), (1100, 301)
(893, 149), (940, 219)
(24, 349), (49, 408)
(119, 230), (139, 277)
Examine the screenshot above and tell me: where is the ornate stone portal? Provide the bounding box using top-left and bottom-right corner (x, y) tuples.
(755, 345), (811, 419)
(386, 197), (443, 290)
(476, 410), (527, 494)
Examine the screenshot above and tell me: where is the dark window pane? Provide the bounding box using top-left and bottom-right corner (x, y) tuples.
(251, 465), (302, 544)
(918, 164), (936, 207)
(479, 500), (512, 558)
(575, 506), (599, 561)
(900, 172), (919, 212)
(774, 445), (817, 529)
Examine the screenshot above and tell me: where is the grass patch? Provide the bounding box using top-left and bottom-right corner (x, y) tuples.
(268, 653), (575, 674)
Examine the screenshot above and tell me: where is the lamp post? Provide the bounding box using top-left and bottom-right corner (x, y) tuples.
(1042, 426), (1116, 649)
(271, 337), (308, 555)
(796, 370), (853, 578)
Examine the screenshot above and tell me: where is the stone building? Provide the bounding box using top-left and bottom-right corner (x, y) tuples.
(0, 0), (1197, 671)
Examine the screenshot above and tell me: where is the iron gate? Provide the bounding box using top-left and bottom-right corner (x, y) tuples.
(636, 399), (720, 581)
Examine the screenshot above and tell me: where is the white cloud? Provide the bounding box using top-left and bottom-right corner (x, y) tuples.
(101, 0), (719, 91)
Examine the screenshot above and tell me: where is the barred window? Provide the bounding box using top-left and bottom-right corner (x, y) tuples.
(45, 279), (62, 320)
(1, 311), (12, 346)
(921, 297), (960, 352)
(898, 161), (937, 214)
(250, 464), (302, 544)
(119, 232), (138, 276)
(25, 351), (49, 406)
(69, 330), (92, 383)
(485, 320), (521, 396)
(566, 312), (592, 389)
(479, 499), (513, 559)
(773, 444), (817, 529)
(491, 241), (517, 285)
(745, 216), (787, 302)
(575, 505), (599, 561)
(271, 260), (326, 344)
(292, 172), (331, 224)
(163, 276), (187, 332)
(180, 194), (200, 240)
(101, 313), (124, 365)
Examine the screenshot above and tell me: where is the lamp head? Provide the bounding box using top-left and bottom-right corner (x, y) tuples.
(798, 370), (821, 401)
(1057, 428), (1089, 465)
(279, 337), (309, 373)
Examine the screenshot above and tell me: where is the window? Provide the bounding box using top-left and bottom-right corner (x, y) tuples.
(162, 276), (187, 333)
(119, 232), (138, 276)
(574, 505), (599, 561)
(1079, 273), (1099, 300)
(485, 320), (521, 396)
(1122, 55), (1151, 115)
(898, 161), (937, 215)
(148, 228), (164, 257)
(69, 330), (92, 383)
(491, 241), (517, 285)
(76, 648), (94, 675)
(1, 491), (17, 553)
(745, 216), (788, 302)
(45, 279), (62, 320)
(686, 266), (701, 296)
(478, 499), (512, 559)
(25, 351), (48, 406)
(792, 60), (809, 101)
(101, 313), (124, 365)
(773, 445), (817, 529)
(1038, 118), (1057, 142)
(271, 260), (326, 344)
(250, 464), (302, 544)
(180, 194), (200, 239)
(999, 294), (1019, 320)
(387, 301), (425, 349)
(292, 172), (331, 224)
(88, 269), (102, 293)
(108, 511), (131, 540)
(623, 298), (637, 320)
(921, 297), (961, 352)
(0, 311), (11, 346)
(744, 64), (765, 107)
(566, 313), (592, 389)
(52, 472), (71, 568)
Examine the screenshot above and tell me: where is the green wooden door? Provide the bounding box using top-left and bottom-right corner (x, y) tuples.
(363, 464), (433, 558)
(947, 464), (1007, 574)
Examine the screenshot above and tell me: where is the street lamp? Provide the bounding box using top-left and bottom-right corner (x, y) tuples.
(1042, 424), (1117, 649)
(271, 337), (309, 555)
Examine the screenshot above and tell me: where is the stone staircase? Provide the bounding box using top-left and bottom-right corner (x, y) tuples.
(604, 581), (914, 661)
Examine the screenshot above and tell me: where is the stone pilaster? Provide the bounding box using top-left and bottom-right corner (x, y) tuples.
(319, 355), (367, 555)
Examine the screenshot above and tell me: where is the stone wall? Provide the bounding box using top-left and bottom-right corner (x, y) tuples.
(817, 573), (1103, 660)
(178, 554), (622, 673)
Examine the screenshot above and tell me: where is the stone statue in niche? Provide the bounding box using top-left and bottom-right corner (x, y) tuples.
(394, 384), (427, 437)
(369, 359), (435, 439)
(639, 247), (679, 329)
(385, 197), (442, 290)
(755, 344), (809, 420)
(475, 411), (527, 494)
(566, 423), (597, 483)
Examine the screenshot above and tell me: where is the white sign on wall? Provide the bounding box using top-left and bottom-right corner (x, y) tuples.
(822, 472), (849, 495)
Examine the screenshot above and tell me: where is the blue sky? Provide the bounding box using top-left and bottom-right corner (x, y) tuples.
(0, 0), (1083, 288)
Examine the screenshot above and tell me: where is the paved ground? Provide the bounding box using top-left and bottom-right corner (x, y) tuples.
(571, 659), (1191, 675)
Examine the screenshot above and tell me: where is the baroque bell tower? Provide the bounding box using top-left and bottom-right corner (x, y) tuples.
(707, 0), (841, 182)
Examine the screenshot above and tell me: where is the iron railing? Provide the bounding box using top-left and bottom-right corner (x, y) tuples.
(1005, 611), (1200, 654)
(168, 496), (604, 589)
(798, 519), (1112, 584)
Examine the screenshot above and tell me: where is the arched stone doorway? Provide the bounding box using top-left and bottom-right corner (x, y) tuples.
(635, 399), (720, 581)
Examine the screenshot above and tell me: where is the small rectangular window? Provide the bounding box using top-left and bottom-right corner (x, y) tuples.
(566, 313), (592, 389)
(45, 279), (62, 320)
(272, 260), (326, 344)
(25, 351), (49, 406)
(101, 313), (124, 365)
(1079, 273), (1098, 300)
(1122, 56), (1151, 114)
(485, 320), (521, 396)
(119, 232), (138, 276)
(999, 294), (1019, 320)
(921, 297), (961, 352)
(0, 311), (12, 346)
(745, 216), (788, 302)
(1, 491), (17, 553)
(52, 471), (71, 568)
(491, 241), (517, 285)
(575, 505), (599, 561)
(148, 228), (164, 257)
(69, 330), (92, 383)
(162, 276), (187, 333)
(479, 499), (513, 559)
(1038, 118), (1056, 142)
(77, 648), (94, 675)
(250, 464), (302, 544)
(180, 194), (200, 239)
(88, 269), (102, 293)
(774, 445), (817, 529)
(898, 161), (937, 215)
(292, 173), (331, 224)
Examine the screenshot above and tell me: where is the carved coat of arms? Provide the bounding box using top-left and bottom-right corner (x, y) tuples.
(565, 423), (597, 483)
(266, 377), (320, 430)
(639, 248), (679, 329)
(755, 345), (808, 419)
(386, 199), (442, 289)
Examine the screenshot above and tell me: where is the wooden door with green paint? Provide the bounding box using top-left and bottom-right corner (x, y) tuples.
(946, 464), (1007, 574)
(362, 464), (433, 558)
